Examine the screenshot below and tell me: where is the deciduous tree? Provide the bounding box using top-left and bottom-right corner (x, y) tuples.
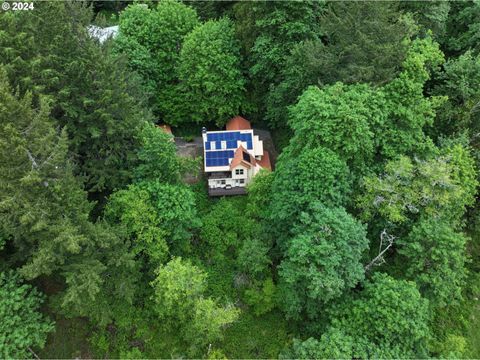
(176, 18), (246, 126)
(0, 271), (54, 359)
(114, 1), (199, 116)
(399, 218), (468, 307)
(289, 273), (431, 358)
(278, 203), (368, 319)
(270, 147), (352, 240)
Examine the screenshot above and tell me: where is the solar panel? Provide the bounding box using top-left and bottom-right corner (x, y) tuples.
(207, 131), (253, 143)
(205, 149), (235, 167)
(226, 140), (237, 149)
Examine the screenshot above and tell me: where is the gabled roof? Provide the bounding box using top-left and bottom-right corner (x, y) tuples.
(226, 116), (251, 131)
(230, 145), (256, 170)
(257, 150), (272, 171)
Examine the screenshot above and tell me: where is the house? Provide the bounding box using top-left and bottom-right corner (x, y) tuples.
(157, 124), (174, 140)
(87, 25), (119, 43)
(203, 116), (271, 196)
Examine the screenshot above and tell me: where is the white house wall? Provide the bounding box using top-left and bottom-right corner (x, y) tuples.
(253, 135), (263, 158)
(231, 165), (249, 180)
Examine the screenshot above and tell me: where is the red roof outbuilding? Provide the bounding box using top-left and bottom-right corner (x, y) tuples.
(226, 116), (251, 131)
(157, 124), (173, 135)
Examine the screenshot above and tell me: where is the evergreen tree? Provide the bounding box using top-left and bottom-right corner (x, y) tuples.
(0, 2), (150, 193)
(0, 68), (137, 324)
(236, 1), (322, 117)
(265, 1), (417, 127)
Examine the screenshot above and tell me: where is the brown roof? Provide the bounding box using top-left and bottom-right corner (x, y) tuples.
(257, 150), (272, 171)
(230, 145), (256, 170)
(226, 116), (251, 131)
(157, 124), (173, 135)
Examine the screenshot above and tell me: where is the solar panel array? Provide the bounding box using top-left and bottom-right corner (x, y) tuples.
(205, 131), (253, 150)
(204, 131), (255, 168)
(205, 150), (235, 167)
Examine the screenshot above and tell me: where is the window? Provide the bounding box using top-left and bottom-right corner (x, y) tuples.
(211, 141), (216, 150)
(239, 179), (245, 184)
(235, 169), (244, 175)
(221, 141), (227, 149)
(221, 180), (226, 185)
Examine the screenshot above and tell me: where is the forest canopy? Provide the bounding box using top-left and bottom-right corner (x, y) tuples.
(1, 0), (480, 358)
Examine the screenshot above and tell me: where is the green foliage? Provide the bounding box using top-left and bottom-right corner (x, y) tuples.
(0, 271), (54, 358)
(280, 37), (444, 173)
(444, 1), (480, 55)
(105, 185), (169, 265)
(401, 1), (450, 40)
(265, 1), (417, 127)
(270, 147), (352, 240)
(151, 258), (239, 356)
(319, 2), (417, 85)
(3, 1), (480, 357)
(237, 238), (271, 279)
(221, 311), (290, 359)
(377, 36), (444, 159)
(278, 203), (368, 319)
(285, 333), (355, 359)
(114, 1), (199, 116)
(242, 1), (322, 114)
(176, 18), (246, 126)
(399, 218), (468, 307)
(433, 51), (480, 136)
(243, 278), (276, 316)
(294, 273), (431, 358)
(151, 257), (207, 322)
(38, 317), (93, 359)
(199, 198), (258, 262)
(287, 84), (378, 173)
(107, 181), (199, 258)
(0, 70), (138, 323)
(245, 169), (274, 221)
(185, 298), (239, 349)
(358, 151), (477, 224)
(134, 122), (180, 184)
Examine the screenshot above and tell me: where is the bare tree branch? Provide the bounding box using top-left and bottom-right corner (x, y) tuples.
(26, 150), (38, 169)
(28, 347), (40, 360)
(365, 229), (395, 272)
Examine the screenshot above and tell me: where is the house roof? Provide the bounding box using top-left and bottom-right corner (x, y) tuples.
(157, 124), (173, 135)
(230, 145), (256, 170)
(257, 150), (272, 171)
(226, 116), (251, 131)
